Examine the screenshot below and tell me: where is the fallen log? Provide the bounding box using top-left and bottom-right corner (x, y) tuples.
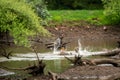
(93, 59), (120, 67)
(92, 49), (120, 57)
(65, 55), (120, 67)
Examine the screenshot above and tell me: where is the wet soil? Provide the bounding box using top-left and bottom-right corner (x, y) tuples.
(58, 65), (120, 80)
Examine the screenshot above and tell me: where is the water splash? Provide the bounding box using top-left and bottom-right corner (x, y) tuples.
(77, 39), (89, 55)
(78, 39), (82, 51)
(53, 38), (61, 54)
(78, 39), (83, 55)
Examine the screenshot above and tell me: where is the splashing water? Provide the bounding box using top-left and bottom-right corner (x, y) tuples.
(78, 39), (82, 51)
(78, 39), (82, 54)
(53, 38), (61, 54)
(78, 39), (88, 55)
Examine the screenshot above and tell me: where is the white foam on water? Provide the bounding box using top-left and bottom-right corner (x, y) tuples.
(0, 50), (105, 62)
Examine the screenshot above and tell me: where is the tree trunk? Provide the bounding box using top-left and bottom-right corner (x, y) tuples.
(92, 59), (120, 67)
(92, 49), (120, 57)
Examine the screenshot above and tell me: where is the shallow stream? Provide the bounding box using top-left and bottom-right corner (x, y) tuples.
(0, 38), (118, 77)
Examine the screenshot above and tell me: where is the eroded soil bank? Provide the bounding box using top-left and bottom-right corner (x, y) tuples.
(46, 24), (120, 41)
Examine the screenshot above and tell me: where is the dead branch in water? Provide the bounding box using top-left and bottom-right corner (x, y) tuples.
(25, 46), (46, 76)
(31, 46), (40, 63)
(65, 55), (120, 67)
(65, 55), (86, 66)
(93, 59), (120, 67)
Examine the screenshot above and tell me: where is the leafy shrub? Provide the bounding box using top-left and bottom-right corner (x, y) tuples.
(102, 0), (120, 25)
(0, 0), (49, 46)
(27, 0), (50, 21)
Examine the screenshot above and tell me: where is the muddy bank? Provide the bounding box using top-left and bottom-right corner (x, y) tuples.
(1, 25), (120, 45)
(21, 65), (120, 80)
(46, 25), (120, 41)
(58, 65), (120, 80)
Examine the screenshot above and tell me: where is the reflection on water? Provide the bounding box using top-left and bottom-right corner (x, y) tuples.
(0, 59), (70, 76)
(67, 38), (118, 51)
(45, 59), (70, 73)
(5, 38), (118, 54)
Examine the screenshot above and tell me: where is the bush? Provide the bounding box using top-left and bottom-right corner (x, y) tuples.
(27, 0), (50, 20)
(26, 0), (50, 25)
(102, 0), (120, 25)
(0, 0), (49, 46)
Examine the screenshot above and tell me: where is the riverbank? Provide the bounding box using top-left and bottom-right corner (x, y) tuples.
(0, 22), (120, 80)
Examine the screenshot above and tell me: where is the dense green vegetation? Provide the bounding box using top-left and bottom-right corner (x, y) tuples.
(45, 0), (103, 10)
(102, 0), (120, 25)
(50, 10), (103, 21)
(0, 0), (49, 46)
(47, 0), (120, 25)
(26, 0), (50, 24)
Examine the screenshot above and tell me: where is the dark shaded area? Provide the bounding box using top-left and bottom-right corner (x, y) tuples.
(45, 0), (103, 10)
(117, 41), (120, 48)
(0, 32), (13, 46)
(0, 45), (12, 59)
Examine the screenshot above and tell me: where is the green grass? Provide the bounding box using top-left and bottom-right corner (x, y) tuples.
(49, 10), (104, 25)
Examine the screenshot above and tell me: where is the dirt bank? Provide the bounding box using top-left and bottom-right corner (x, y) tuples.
(46, 25), (120, 41)
(58, 65), (120, 80)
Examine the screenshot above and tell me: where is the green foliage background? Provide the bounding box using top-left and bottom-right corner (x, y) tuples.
(0, 0), (49, 46)
(102, 0), (120, 25)
(27, 0), (50, 21)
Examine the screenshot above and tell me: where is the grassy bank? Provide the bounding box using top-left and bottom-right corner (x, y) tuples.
(49, 10), (104, 26)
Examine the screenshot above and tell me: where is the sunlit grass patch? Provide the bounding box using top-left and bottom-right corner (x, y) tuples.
(49, 10), (104, 25)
